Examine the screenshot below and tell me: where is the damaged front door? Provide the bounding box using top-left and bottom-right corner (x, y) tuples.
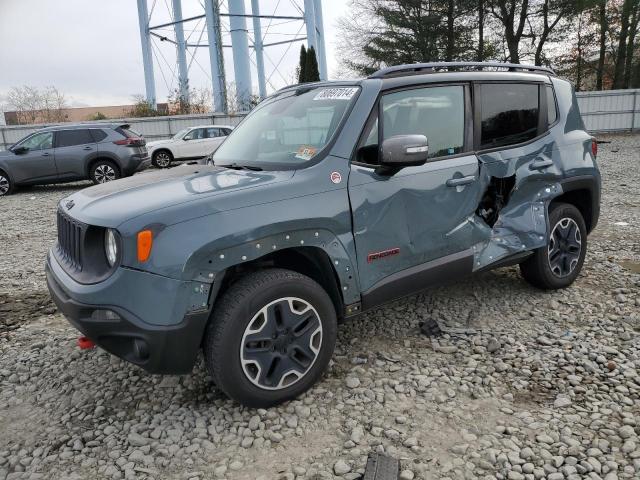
(349, 84), (486, 294)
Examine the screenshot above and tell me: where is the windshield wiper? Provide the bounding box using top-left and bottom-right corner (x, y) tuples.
(218, 163), (263, 171)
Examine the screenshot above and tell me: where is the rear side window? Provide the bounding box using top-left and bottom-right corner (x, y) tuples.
(381, 85), (465, 158)
(546, 85), (558, 125)
(55, 129), (94, 148)
(222, 128), (232, 136)
(89, 129), (108, 142)
(480, 83), (539, 149)
(204, 127), (220, 138)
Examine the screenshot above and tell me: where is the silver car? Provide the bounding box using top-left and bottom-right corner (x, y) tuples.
(0, 123), (150, 196)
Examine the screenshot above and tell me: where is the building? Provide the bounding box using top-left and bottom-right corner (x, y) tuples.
(3, 103), (169, 125)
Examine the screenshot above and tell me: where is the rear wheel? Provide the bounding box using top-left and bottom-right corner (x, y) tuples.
(203, 269), (337, 408)
(520, 203), (587, 289)
(152, 150), (173, 168)
(0, 171), (13, 196)
(90, 160), (120, 184)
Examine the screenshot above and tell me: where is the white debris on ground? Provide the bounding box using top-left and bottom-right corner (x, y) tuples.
(0, 134), (639, 480)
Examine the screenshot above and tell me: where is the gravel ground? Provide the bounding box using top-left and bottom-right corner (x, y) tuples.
(0, 135), (639, 480)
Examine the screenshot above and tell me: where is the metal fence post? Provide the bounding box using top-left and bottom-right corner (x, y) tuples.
(632, 90), (638, 133)
(0, 127), (6, 151)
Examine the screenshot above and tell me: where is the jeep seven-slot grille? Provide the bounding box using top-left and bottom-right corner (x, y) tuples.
(56, 210), (84, 270)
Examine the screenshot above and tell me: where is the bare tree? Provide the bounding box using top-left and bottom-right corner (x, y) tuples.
(6, 85), (67, 124)
(168, 87), (213, 115)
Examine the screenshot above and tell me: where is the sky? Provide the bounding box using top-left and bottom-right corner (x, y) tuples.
(0, 0), (350, 109)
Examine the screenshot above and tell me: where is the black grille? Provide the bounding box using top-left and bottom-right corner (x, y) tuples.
(56, 210), (85, 270)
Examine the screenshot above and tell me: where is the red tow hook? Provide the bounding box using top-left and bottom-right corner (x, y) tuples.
(77, 336), (96, 350)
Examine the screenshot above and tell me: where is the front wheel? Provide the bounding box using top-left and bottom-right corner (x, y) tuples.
(203, 269), (337, 408)
(152, 150), (173, 168)
(90, 160), (120, 184)
(520, 203), (587, 289)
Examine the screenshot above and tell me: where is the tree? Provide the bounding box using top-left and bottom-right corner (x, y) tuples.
(489, 0), (530, 63)
(6, 85), (67, 125)
(596, 0), (609, 89)
(297, 45), (308, 83)
(89, 112), (107, 121)
(337, 0), (479, 76)
(167, 87), (212, 114)
(127, 95), (164, 118)
(305, 46), (321, 82)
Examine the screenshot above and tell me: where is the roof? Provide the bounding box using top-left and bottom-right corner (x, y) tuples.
(38, 122), (129, 132)
(272, 63), (554, 97)
(186, 124), (235, 129)
(369, 62), (555, 79)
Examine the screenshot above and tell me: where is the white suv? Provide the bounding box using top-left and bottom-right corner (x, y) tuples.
(147, 125), (234, 168)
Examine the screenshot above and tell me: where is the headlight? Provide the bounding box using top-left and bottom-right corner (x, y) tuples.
(105, 229), (118, 267)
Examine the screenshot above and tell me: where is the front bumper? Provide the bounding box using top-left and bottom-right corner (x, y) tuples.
(45, 253), (210, 374)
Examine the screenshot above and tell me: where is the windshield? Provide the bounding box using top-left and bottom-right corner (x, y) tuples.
(213, 86), (360, 169)
(172, 128), (190, 140)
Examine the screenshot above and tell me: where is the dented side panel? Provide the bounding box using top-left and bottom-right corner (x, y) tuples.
(468, 77), (598, 270)
(349, 154), (483, 292)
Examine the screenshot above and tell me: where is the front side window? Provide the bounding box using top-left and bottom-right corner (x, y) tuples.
(172, 128), (190, 140)
(17, 131), (53, 151)
(381, 85), (465, 159)
(213, 86), (359, 169)
(184, 128), (204, 140)
(480, 83), (539, 149)
(56, 129), (94, 148)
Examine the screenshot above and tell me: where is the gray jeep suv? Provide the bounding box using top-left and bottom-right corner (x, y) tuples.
(0, 123), (149, 195)
(46, 63), (600, 407)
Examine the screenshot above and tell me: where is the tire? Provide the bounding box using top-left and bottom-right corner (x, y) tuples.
(204, 268), (338, 408)
(90, 160), (120, 185)
(152, 150), (173, 168)
(520, 203), (587, 290)
(0, 170), (13, 196)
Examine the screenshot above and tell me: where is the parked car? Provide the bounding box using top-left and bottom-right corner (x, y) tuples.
(147, 125), (233, 168)
(47, 62), (600, 408)
(0, 123), (149, 196)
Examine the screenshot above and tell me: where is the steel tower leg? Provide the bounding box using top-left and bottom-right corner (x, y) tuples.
(251, 0), (267, 98)
(204, 0), (227, 113)
(303, 0), (317, 52)
(228, 0), (253, 110)
(172, 0), (190, 106)
(136, 0), (157, 108)
(313, 0), (328, 80)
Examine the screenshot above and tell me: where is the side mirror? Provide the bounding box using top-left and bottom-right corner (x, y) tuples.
(12, 146), (28, 155)
(377, 135), (429, 175)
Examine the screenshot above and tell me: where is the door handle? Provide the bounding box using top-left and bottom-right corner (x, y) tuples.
(83, 146), (93, 150)
(530, 158), (553, 170)
(42, 152), (51, 157)
(446, 175), (476, 187)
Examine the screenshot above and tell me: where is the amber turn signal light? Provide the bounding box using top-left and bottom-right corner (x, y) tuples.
(137, 230), (153, 262)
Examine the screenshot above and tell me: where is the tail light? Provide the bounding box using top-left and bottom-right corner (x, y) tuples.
(114, 137), (145, 147)
(591, 138), (598, 158)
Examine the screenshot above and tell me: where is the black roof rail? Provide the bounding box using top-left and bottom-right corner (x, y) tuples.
(368, 62), (555, 79)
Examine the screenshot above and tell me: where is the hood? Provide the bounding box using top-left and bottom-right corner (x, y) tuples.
(61, 165), (295, 228)
(0, 149), (14, 160)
